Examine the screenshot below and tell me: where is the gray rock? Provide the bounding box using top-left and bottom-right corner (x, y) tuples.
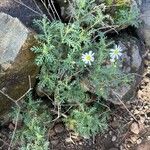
(109, 36), (144, 104)
(0, 0), (47, 30)
(54, 123), (65, 134)
(81, 35), (144, 104)
(138, 0), (150, 47)
(0, 13), (39, 115)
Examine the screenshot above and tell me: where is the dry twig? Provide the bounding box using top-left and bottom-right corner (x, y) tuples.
(0, 76), (32, 150)
(112, 90), (138, 122)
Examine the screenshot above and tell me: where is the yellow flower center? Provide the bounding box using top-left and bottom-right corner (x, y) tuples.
(114, 49), (119, 55)
(85, 55), (91, 61)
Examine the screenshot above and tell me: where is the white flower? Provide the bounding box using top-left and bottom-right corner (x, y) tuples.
(82, 51), (94, 65)
(110, 45), (122, 62)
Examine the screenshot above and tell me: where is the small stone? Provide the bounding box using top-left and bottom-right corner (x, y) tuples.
(49, 129), (56, 137)
(54, 123), (65, 134)
(134, 109), (140, 115)
(8, 123), (15, 131)
(130, 122), (140, 135)
(147, 136), (150, 140)
(136, 141), (150, 150)
(79, 142), (83, 145)
(130, 118), (134, 121)
(50, 139), (59, 145)
(130, 135), (138, 142)
(109, 131), (113, 135)
(136, 139), (142, 145)
(111, 120), (119, 128)
(139, 116), (145, 124)
(112, 135), (117, 142)
(109, 148), (118, 150)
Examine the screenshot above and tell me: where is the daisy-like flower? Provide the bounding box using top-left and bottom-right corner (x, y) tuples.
(110, 45), (122, 62)
(82, 51), (94, 65)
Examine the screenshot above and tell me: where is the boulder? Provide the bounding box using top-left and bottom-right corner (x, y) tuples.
(81, 35), (144, 104)
(138, 0), (150, 47)
(0, 13), (39, 115)
(0, 0), (46, 30)
(109, 35), (144, 104)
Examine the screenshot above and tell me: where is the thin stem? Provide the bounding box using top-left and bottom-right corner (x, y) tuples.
(13, 0), (43, 17)
(40, 0), (54, 21)
(50, 0), (61, 20)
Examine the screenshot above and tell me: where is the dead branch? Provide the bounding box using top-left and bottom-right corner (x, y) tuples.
(0, 76), (32, 150)
(112, 90), (138, 122)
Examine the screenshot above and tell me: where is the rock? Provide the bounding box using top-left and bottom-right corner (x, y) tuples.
(138, 0), (150, 47)
(136, 141), (150, 150)
(49, 129), (56, 137)
(0, 0), (48, 30)
(109, 35), (144, 104)
(111, 135), (117, 142)
(109, 148), (119, 150)
(50, 139), (59, 145)
(130, 122), (140, 134)
(80, 35), (144, 104)
(54, 123), (65, 134)
(0, 13), (39, 115)
(130, 135), (139, 143)
(136, 138), (142, 144)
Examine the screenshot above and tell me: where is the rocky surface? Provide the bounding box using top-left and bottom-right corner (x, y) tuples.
(109, 35), (145, 104)
(0, 0), (47, 30)
(138, 0), (150, 47)
(81, 35), (145, 104)
(0, 13), (39, 115)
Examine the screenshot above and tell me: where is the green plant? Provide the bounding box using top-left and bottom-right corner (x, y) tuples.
(31, 0), (137, 138)
(115, 5), (141, 28)
(65, 104), (109, 138)
(9, 94), (51, 150)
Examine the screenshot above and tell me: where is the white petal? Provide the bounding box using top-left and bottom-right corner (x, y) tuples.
(118, 53), (122, 57)
(118, 45), (122, 51)
(88, 61), (91, 65)
(110, 49), (114, 52)
(91, 53), (95, 56)
(84, 61), (89, 64)
(91, 57), (94, 61)
(89, 51), (92, 55)
(115, 55), (119, 59)
(114, 44), (118, 49)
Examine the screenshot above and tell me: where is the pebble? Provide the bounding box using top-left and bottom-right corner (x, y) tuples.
(134, 109), (140, 115)
(140, 116), (145, 124)
(109, 131), (113, 135)
(104, 134), (107, 138)
(130, 122), (140, 135)
(130, 135), (138, 142)
(136, 141), (150, 150)
(147, 136), (150, 140)
(109, 148), (118, 150)
(49, 129), (56, 137)
(54, 123), (65, 134)
(136, 138), (142, 145)
(144, 106), (148, 109)
(112, 135), (117, 142)
(50, 139), (59, 145)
